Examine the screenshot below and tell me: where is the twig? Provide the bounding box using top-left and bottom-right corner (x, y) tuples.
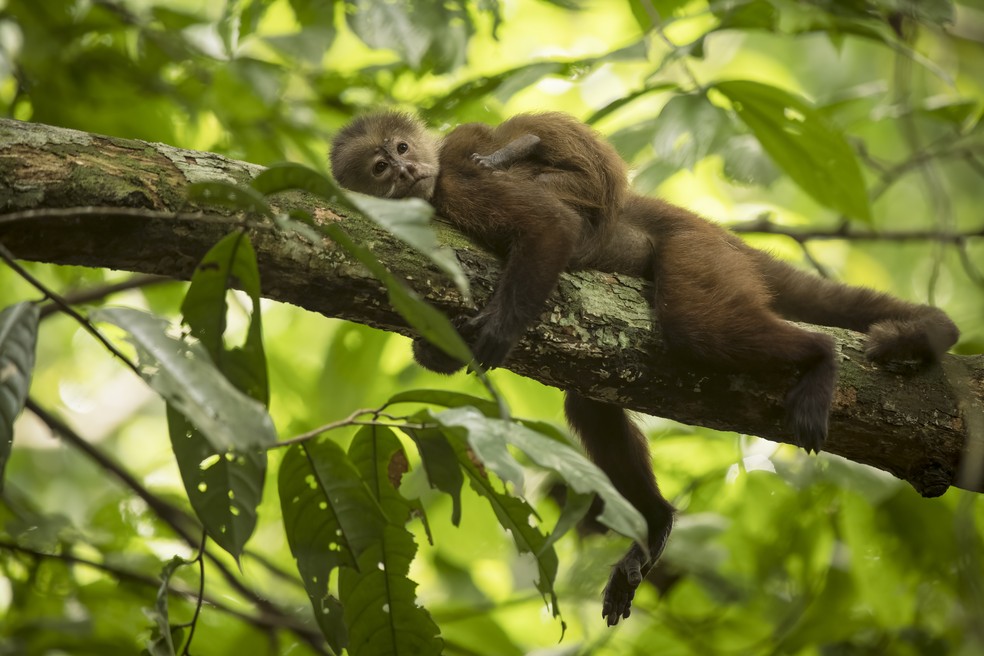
(39, 273), (174, 319)
(179, 532), (208, 656)
(730, 217), (984, 243)
(0, 243), (142, 377)
(24, 398), (330, 654)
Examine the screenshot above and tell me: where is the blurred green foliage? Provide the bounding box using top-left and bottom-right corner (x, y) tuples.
(1, 0), (983, 655)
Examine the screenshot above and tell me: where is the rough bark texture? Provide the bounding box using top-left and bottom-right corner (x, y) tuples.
(1, 118), (982, 495)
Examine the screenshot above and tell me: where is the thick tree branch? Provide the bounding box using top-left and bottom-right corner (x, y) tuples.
(1, 118), (982, 496)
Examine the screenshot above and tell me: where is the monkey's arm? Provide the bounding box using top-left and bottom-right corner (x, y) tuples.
(471, 134), (541, 170)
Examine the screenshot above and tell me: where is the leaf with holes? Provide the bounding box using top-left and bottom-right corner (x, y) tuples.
(279, 439), (387, 651)
(340, 427), (442, 655)
(0, 302), (39, 489)
(166, 232), (269, 560)
(91, 307), (276, 454)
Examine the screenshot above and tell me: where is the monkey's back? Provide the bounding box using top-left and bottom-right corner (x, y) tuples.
(494, 113), (628, 231)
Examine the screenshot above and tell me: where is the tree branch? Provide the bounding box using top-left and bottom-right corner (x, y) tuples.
(1, 118), (982, 496)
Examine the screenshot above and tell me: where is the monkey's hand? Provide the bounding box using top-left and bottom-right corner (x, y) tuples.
(470, 152), (497, 169)
(460, 314), (516, 370)
(602, 543), (649, 626)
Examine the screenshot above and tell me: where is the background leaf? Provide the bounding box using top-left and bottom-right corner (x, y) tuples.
(0, 302), (39, 489)
(714, 80), (873, 222)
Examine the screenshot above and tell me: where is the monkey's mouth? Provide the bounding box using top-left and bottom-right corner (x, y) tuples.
(408, 175), (436, 196)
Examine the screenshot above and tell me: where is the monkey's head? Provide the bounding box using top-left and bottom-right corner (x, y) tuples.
(330, 112), (440, 201)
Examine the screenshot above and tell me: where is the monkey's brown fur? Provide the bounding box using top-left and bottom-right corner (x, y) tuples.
(330, 112), (959, 625)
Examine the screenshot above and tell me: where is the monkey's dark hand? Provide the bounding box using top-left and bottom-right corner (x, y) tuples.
(602, 542), (649, 626)
(411, 337), (467, 375)
(459, 314), (515, 370)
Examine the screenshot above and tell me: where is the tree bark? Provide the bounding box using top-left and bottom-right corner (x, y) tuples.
(1, 118), (982, 496)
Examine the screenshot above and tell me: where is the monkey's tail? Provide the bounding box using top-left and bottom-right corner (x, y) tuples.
(747, 249), (959, 362)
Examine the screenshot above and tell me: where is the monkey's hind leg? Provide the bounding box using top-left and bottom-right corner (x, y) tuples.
(564, 391), (675, 626)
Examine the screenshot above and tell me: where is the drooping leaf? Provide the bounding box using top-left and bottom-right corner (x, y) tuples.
(437, 421), (562, 626)
(251, 163), (470, 300)
(279, 439), (387, 652)
(387, 389), (501, 417)
(0, 301), (39, 489)
(341, 427), (442, 655)
(402, 425), (465, 526)
(433, 407), (648, 548)
(91, 307), (277, 453)
(714, 80), (872, 222)
(166, 232), (269, 560)
(321, 222), (473, 365)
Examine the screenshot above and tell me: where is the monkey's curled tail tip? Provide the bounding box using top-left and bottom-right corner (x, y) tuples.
(865, 313), (960, 364)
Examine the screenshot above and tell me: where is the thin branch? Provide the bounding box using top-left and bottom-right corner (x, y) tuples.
(24, 398), (330, 655)
(0, 243), (142, 377)
(180, 532), (208, 656)
(730, 216), (984, 243)
(0, 540), (318, 638)
(40, 273), (174, 319)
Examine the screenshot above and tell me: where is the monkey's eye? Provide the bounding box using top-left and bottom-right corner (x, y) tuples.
(373, 160), (389, 175)
(397, 142), (409, 154)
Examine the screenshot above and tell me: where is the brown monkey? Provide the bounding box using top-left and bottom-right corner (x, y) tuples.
(329, 112), (959, 625)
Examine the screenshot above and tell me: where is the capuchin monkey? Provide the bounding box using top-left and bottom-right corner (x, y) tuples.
(329, 111), (959, 625)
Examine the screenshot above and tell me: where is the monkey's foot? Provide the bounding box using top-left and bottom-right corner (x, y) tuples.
(470, 152), (494, 169)
(784, 381), (830, 455)
(602, 543), (648, 627)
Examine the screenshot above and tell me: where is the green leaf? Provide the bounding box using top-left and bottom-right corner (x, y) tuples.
(251, 163), (471, 301)
(91, 307), (277, 453)
(387, 389), (501, 417)
(714, 80), (872, 222)
(0, 302), (39, 489)
(342, 427), (443, 655)
(167, 232), (269, 560)
(433, 407), (525, 493)
(321, 222), (473, 365)
(279, 439), (387, 651)
(651, 93), (735, 169)
(402, 425), (465, 525)
(434, 407), (648, 548)
(438, 423), (562, 625)
(339, 526), (444, 656)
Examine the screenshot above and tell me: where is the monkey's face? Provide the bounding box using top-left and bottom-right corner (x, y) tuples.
(330, 113), (440, 201)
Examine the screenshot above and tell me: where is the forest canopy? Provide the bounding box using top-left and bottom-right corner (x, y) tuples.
(1, 1), (983, 655)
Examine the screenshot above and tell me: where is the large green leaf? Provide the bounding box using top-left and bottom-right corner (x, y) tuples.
(250, 163), (471, 301)
(91, 307), (276, 453)
(0, 302), (39, 489)
(402, 425), (465, 526)
(341, 427), (442, 656)
(279, 439), (387, 652)
(434, 407), (647, 548)
(438, 422), (562, 626)
(166, 232), (269, 561)
(714, 80), (872, 222)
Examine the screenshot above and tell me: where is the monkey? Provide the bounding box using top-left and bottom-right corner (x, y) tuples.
(329, 111), (960, 625)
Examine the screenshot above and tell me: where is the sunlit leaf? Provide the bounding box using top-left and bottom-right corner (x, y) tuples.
(167, 232), (269, 560)
(91, 307), (277, 453)
(0, 302), (39, 489)
(714, 80), (872, 222)
(434, 407), (648, 548)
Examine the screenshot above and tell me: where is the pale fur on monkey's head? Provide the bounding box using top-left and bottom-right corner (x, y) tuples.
(329, 112), (440, 200)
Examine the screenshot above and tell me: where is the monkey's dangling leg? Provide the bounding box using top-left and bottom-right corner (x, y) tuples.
(564, 391), (675, 626)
